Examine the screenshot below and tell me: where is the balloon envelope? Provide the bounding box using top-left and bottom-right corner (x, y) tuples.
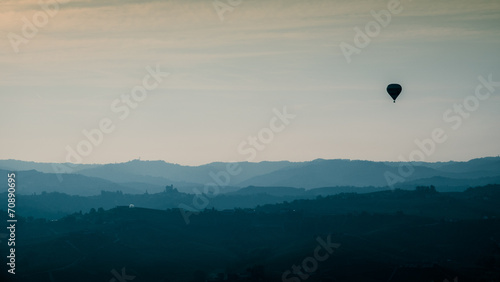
(387, 84), (402, 103)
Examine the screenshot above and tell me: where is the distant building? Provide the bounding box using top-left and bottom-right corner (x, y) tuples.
(165, 184), (175, 192)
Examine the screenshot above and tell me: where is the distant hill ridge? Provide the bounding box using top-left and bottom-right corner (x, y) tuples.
(0, 157), (499, 195)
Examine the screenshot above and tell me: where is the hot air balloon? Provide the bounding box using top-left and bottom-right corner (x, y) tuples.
(386, 84), (402, 103)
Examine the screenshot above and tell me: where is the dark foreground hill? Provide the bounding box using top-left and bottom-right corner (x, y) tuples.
(1, 185), (499, 282)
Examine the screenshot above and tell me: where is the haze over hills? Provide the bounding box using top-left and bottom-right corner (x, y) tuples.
(0, 160), (99, 173)
(0, 169), (152, 196)
(1, 157), (500, 196)
(74, 159), (295, 188)
(396, 157), (500, 178)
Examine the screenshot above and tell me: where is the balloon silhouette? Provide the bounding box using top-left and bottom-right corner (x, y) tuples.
(386, 84), (402, 103)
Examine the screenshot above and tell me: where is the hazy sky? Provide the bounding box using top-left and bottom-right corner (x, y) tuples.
(1, 0), (500, 165)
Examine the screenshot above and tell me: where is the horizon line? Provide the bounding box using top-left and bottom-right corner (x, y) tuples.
(1, 155), (499, 167)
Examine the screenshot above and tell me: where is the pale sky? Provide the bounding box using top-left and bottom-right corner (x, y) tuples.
(1, 0), (500, 165)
